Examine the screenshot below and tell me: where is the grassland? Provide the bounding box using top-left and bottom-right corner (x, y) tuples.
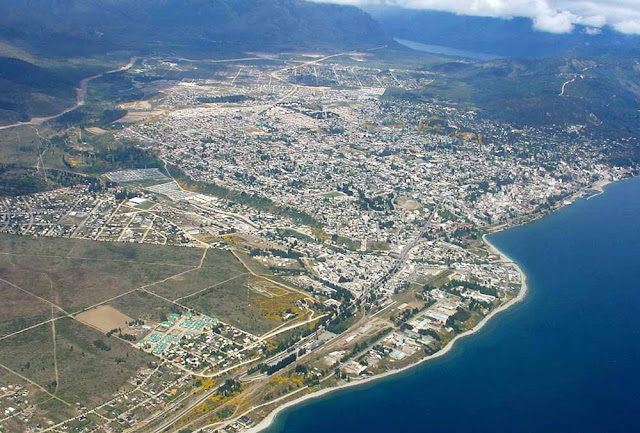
(0, 125), (42, 166)
(0, 316), (154, 409)
(109, 290), (186, 323)
(179, 273), (305, 335)
(0, 233), (315, 425)
(149, 249), (248, 300)
(0, 235), (213, 418)
(0, 242), (186, 314)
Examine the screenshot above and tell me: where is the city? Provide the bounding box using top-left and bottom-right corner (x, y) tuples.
(0, 50), (634, 433)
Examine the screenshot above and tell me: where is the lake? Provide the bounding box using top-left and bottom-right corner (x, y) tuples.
(394, 38), (503, 61)
(262, 177), (640, 433)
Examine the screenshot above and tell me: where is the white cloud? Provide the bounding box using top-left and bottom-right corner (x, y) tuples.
(532, 9), (576, 33)
(584, 27), (603, 35)
(314, 0), (640, 34)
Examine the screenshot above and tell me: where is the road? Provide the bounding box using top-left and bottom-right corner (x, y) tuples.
(149, 381), (225, 433)
(559, 76), (577, 96)
(21, 197), (34, 233)
(365, 206), (437, 307)
(0, 57), (137, 131)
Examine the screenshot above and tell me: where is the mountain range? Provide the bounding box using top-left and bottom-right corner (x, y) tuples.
(0, 0), (389, 56)
(366, 6), (640, 59)
(0, 0), (390, 125)
(1, 0), (639, 148)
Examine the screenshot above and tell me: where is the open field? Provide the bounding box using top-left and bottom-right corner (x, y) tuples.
(0, 247), (185, 313)
(0, 277), (53, 336)
(115, 110), (165, 123)
(0, 234), (205, 264)
(0, 233), (315, 425)
(75, 305), (135, 334)
(182, 275), (307, 335)
(109, 290), (185, 323)
(0, 317), (153, 408)
(51, 318), (152, 404)
(0, 125), (41, 166)
(148, 250), (248, 300)
(0, 324), (56, 396)
(0, 236), (220, 330)
(247, 279), (289, 298)
(0, 235), (205, 420)
(396, 196), (422, 211)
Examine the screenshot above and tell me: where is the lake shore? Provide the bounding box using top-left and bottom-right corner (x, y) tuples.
(210, 178), (627, 433)
(240, 236), (529, 433)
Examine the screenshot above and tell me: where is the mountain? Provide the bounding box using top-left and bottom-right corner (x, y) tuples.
(366, 6), (640, 59)
(0, 0), (390, 125)
(0, 56), (78, 124)
(0, 0), (390, 56)
(385, 55), (640, 144)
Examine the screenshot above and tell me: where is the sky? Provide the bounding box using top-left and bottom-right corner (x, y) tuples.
(313, 0), (640, 34)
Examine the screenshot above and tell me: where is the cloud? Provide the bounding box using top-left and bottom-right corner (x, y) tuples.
(584, 27), (602, 36)
(313, 0), (640, 34)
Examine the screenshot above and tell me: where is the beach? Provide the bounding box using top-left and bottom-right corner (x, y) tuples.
(204, 178), (625, 433)
(238, 235), (528, 433)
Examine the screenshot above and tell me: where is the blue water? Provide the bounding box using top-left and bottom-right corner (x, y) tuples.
(394, 38), (503, 61)
(264, 177), (640, 433)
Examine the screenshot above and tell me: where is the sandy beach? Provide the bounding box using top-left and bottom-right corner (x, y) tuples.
(586, 179), (612, 200)
(196, 177), (628, 433)
(236, 235), (529, 433)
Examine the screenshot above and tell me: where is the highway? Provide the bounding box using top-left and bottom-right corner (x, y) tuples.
(0, 57), (137, 131)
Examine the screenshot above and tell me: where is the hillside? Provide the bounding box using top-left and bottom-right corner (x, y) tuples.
(367, 6), (640, 59)
(0, 0), (390, 124)
(385, 55), (640, 145)
(0, 0), (389, 56)
(0, 56), (78, 124)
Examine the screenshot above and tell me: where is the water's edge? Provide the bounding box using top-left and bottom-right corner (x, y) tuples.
(237, 181), (596, 433)
(220, 178), (633, 433)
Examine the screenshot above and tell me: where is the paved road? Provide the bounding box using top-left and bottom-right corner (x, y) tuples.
(0, 57), (137, 131)
(366, 208), (436, 300)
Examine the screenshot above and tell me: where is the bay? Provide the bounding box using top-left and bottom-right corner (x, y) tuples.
(262, 177), (640, 433)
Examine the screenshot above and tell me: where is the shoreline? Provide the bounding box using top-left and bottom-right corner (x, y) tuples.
(586, 179), (612, 200)
(242, 236), (528, 433)
(235, 176), (636, 433)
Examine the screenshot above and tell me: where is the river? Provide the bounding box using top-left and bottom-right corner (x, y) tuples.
(262, 176), (640, 433)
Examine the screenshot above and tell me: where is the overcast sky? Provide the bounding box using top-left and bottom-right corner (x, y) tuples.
(314, 0), (640, 34)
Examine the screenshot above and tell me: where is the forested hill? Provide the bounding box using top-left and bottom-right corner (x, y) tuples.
(366, 6), (640, 59)
(0, 0), (390, 56)
(0, 0), (390, 125)
(0, 56), (77, 124)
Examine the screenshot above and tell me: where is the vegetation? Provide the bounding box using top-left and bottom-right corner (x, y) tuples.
(196, 95), (254, 103)
(443, 279), (499, 297)
(93, 339), (112, 351)
(0, 0), (388, 58)
(385, 55), (640, 148)
(266, 353), (297, 375)
(0, 56), (76, 125)
(167, 163), (323, 228)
